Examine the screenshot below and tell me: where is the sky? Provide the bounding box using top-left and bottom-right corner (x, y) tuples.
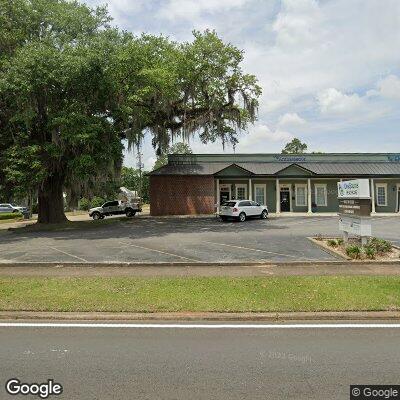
(85, 0), (400, 170)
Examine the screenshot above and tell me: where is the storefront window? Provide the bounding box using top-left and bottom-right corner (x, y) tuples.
(254, 185), (265, 205)
(376, 184), (387, 206)
(236, 186), (246, 200)
(315, 184), (327, 206)
(295, 184), (307, 206)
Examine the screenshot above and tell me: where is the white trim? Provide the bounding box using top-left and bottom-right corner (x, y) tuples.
(216, 179), (220, 212)
(376, 183), (387, 207)
(314, 184), (327, 207)
(254, 184), (267, 206)
(307, 179), (312, 213)
(235, 183), (247, 200)
(396, 184), (400, 213)
(249, 178), (252, 201)
(276, 178), (280, 213)
(371, 179), (376, 214)
(295, 183), (308, 207)
(279, 183), (293, 212)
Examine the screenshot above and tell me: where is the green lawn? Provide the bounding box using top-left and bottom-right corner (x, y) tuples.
(0, 276), (399, 312)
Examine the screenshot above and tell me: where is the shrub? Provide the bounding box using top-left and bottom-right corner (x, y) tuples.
(368, 237), (392, 254)
(79, 197), (90, 211)
(364, 245), (376, 260)
(327, 239), (337, 247)
(346, 245), (361, 259)
(91, 196), (105, 208)
(337, 238), (344, 246)
(0, 212), (23, 220)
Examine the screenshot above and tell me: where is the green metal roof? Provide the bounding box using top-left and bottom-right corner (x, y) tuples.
(148, 153), (400, 177)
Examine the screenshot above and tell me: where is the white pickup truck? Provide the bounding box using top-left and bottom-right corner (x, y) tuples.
(89, 200), (142, 220)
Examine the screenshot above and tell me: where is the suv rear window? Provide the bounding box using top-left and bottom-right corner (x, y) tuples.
(222, 201), (237, 207)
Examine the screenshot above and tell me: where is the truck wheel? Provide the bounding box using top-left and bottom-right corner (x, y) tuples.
(126, 209), (136, 217)
(92, 212), (101, 220)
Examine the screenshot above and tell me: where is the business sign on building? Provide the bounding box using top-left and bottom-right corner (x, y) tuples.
(337, 179), (370, 199)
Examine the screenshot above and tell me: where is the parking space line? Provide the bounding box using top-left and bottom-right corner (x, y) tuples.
(49, 247), (88, 263)
(203, 241), (316, 260)
(119, 242), (200, 262)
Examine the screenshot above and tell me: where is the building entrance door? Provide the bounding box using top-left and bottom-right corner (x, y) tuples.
(280, 187), (291, 212)
(397, 186), (400, 212)
(220, 185), (231, 204)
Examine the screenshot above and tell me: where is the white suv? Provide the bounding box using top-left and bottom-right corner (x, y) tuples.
(219, 200), (268, 222)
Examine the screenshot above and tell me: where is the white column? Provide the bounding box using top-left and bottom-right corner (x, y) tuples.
(370, 178), (376, 214)
(307, 178), (312, 214)
(276, 178), (280, 214)
(216, 179), (220, 214)
(249, 178), (252, 200)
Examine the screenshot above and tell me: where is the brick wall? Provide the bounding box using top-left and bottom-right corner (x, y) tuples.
(150, 175), (215, 216)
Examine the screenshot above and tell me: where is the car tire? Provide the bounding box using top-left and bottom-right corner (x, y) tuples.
(260, 210), (268, 219)
(12, 209), (18, 213)
(92, 212), (101, 220)
(126, 209), (136, 217)
(239, 212), (246, 222)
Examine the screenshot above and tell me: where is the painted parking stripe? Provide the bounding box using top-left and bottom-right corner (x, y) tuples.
(119, 242), (199, 262)
(0, 323), (400, 329)
(49, 247), (88, 263)
(204, 241), (316, 260)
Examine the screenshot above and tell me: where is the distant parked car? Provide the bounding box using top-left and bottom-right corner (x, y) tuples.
(219, 200), (268, 222)
(0, 203), (28, 214)
(89, 200), (142, 220)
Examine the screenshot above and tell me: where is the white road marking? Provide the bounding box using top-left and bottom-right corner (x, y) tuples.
(204, 241), (315, 260)
(49, 247), (88, 263)
(0, 323), (399, 329)
(119, 242), (199, 262)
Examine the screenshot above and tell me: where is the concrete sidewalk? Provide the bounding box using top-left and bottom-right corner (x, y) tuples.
(1, 310), (400, 321)
(0, 261), (400, 277)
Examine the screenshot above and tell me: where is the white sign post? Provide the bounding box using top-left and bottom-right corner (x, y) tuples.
(337, 179), (372, 245)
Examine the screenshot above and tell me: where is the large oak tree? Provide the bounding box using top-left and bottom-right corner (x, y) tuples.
(0, 0), (261, 223)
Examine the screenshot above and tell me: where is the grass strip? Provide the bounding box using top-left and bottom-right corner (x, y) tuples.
(0, 276), (399, 313)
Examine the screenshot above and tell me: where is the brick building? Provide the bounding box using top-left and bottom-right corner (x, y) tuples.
(148, 153), (400, 216)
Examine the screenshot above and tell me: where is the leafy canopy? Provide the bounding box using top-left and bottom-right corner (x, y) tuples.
(281, 138), (308, 154)
(0, 0), (261, 223)
(153, 142), (193, 170)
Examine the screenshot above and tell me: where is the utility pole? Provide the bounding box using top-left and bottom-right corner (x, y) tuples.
(136, 141), (144, 200)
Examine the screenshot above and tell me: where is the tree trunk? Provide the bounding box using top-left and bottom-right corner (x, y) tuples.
(37, 174), (68, 224)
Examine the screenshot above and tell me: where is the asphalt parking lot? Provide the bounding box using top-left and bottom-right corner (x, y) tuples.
(0, 216), (399, 263)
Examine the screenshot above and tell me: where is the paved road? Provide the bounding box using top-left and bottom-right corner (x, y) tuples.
(1, 322), (400, 399)
(0, 216), (399, 263)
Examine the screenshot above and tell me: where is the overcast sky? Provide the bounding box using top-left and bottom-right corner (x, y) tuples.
(85, 0), (400, 170)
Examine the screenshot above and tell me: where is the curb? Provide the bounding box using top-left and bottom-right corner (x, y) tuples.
(1, 260), (400, 267)
(1, 311), (400, 321)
